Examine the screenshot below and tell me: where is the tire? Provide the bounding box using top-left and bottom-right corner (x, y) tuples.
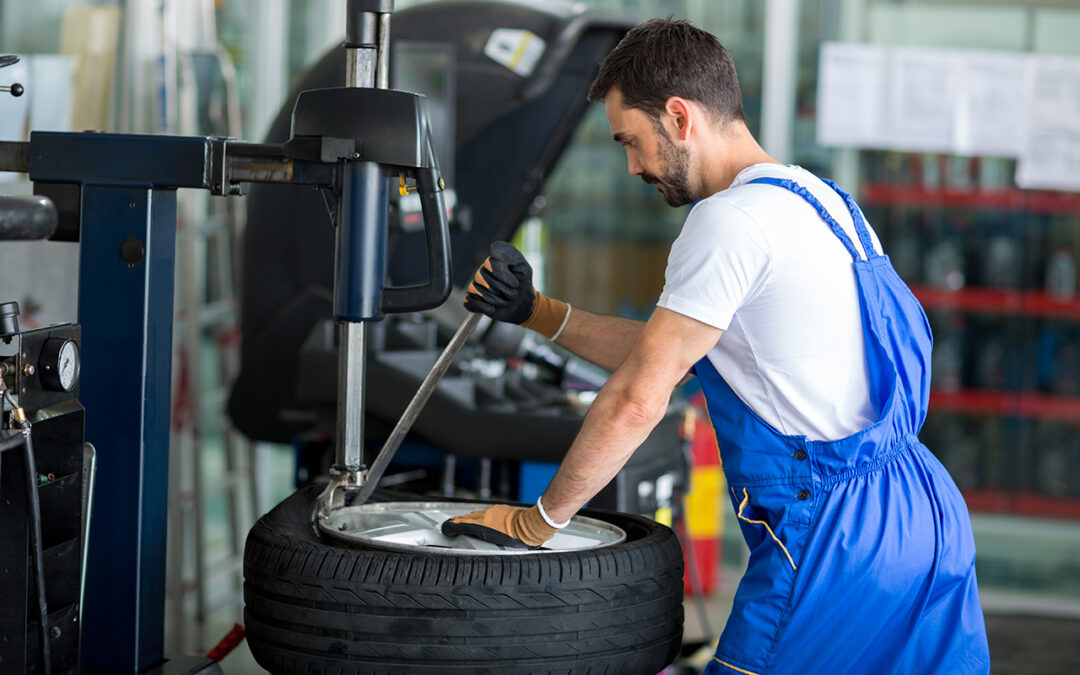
(243, 486), (684, 674)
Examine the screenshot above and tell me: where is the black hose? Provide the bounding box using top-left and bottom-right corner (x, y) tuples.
(2, 424), (52, 674)
(24, 426), (52, 674)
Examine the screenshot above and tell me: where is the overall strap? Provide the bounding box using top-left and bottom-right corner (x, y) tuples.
(821, 177), (879, 260)
(747, 176), (877, 262)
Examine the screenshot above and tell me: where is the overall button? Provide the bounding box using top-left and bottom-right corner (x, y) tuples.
(795, 449), (807, 461)
(797, 489), (810, 500)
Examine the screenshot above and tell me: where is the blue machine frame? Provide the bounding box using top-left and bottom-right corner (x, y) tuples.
(21, 89), (449, 667)
(30, 132), (210, 671)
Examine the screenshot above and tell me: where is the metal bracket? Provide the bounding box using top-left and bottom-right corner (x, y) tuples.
(315, 311), (482, 517)
(316, 465), (366, 518)
(208, 138), (247, 196)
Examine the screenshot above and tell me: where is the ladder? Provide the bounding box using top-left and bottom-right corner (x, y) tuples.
(165, 44), (259, 655)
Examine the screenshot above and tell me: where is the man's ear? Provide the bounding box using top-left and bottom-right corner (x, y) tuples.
(664, 97), (693, 141)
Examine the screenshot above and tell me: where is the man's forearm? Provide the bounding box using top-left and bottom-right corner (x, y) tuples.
(540, 368), (670, 524)
(540, 307), (724, 525)
(552, 305), (645, 372)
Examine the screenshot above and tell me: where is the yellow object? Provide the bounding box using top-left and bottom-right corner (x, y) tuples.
(655, 506), (672, 527)
(686, 465), (723, 538)
(398, 173), (417, 196)
(61, 6), (121, 132)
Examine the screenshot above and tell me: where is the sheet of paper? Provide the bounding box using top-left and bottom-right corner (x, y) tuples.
(1016, 55), (1080, 192)
(817, 42), (890, 149)
(953, 51), (1030, 158)
(888, 47), (959, 153)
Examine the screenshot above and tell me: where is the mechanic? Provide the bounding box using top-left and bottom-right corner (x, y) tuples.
(443, 18), (991, 674)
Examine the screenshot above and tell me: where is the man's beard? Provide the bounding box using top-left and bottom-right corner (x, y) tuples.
(640, 125), (695, 207)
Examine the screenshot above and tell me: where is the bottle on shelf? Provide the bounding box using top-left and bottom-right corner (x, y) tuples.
(930, 312), (965, 392)
(982, 233), (1020, 289)
(925, 238), (965, 290)
(1045, 246), (1076, 301)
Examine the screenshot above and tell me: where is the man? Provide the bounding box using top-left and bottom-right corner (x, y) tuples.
(442, 18), (990, 674)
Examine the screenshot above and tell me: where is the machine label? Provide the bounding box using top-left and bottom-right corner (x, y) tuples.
(484, 28), (545, 78)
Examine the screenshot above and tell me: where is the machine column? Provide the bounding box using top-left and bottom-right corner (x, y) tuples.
(79, 185), (176, 672)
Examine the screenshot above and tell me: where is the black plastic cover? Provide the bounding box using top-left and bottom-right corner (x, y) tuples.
(229, 0), (632, 445)
(291, 88), (427, 168)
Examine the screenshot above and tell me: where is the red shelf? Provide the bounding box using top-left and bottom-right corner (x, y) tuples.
(911, 285), (1080, 320)
(961, 489), (1080, 520)
(930, 388), (1080, 424)
(863, 182), (1080, 214)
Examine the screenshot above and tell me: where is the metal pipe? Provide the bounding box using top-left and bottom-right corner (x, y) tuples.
(376, 12), (391, 90)
(352, 312), (481, 505)
(345, 48), (376, 90)
(336, 323), (367, 471)
(333, 2), (380, 479)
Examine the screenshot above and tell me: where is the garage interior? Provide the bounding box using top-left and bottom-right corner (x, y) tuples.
(1, 0), (1080, 673)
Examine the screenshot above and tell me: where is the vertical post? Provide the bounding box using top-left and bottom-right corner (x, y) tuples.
(332, 1), (392, 477)
(79, 185), (176, 672)
(246, 0), (290, 141)
(834, 0), (866, 195)
(762, 0), (800, 163)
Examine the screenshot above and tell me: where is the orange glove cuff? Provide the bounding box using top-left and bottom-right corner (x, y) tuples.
(450, 504), (556, 547)
(520, 292), (570, 340)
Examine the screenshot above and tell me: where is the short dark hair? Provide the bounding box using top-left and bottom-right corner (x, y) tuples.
(588, 18), (744, 126)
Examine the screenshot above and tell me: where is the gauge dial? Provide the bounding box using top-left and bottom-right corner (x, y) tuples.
(40, 337), (80, 392)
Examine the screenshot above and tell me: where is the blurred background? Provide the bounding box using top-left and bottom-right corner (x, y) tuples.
(2, 0), (1079, 673)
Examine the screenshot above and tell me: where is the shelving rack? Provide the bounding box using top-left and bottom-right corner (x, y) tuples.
(861, 154), (1080, 521)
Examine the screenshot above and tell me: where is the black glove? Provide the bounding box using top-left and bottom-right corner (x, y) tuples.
(464, 241), (536, 324)
(465, 242), (571, 340)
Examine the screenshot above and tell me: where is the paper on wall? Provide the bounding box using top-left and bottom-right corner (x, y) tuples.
(887, 47), (959, 154)
(953, 51), (1030, 158)
(1016, 55), (1080, 191)
(817, 42), (890, 149)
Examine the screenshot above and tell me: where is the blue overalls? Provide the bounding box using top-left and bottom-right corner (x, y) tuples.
(699, 177), (991, 674)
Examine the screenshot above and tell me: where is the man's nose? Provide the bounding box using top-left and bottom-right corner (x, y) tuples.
(626, 151), (643, 177)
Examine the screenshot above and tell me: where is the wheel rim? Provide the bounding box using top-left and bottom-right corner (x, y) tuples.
(318, 501), (626, 555)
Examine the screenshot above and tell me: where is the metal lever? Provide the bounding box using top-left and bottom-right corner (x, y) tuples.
(1, 54), (24, 97)
(318, 311), (482, 517)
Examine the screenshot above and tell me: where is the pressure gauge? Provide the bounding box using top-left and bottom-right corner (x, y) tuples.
(39, 337), (80, 392)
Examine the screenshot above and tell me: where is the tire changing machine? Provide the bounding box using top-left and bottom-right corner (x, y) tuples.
(0, 1), (455, 671)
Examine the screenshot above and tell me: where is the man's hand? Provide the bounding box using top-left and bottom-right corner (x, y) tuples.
(465, 242), (570, 340)
(441, 504), (557, 549)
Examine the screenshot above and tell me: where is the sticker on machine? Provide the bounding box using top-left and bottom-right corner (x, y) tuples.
(484, 28), (546, 78)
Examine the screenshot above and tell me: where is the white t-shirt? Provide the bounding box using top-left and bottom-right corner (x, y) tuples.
(658, 163), (882, 442)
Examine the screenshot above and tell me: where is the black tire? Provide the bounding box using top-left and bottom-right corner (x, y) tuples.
(243, 487), (684, 675)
